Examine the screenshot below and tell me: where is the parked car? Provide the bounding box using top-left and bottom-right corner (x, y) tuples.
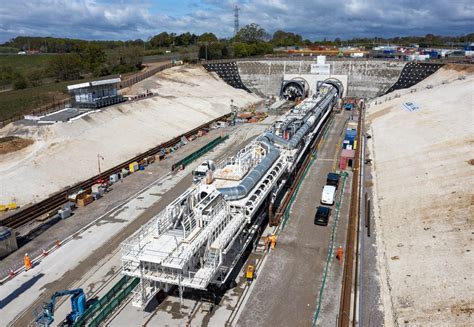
(321, 185), (336, 205)
(326, 173), (340, 188)
(314, 206), (331, 226)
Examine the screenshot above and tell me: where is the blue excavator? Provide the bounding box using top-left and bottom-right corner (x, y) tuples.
(34, 288), (87, 326)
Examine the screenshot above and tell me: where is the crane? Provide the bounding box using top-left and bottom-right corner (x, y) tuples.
(35, 288), (87, 327)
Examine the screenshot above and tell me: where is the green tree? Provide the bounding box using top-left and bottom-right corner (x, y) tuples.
(48, 54), (83, 80)
(233, 43), (249, 57)
(13, 74), (29, 89)
(175, 32), (193, 46)
(79, 43), (106, 74)
(197, 33), (218, 43)
(271, 31), (303, 46)
(150, 32), (172, 48)
(26, 68), (45, 87)
(235, 23), (269, 44)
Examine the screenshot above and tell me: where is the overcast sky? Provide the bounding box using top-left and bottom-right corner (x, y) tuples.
(0, 0), (472, 43)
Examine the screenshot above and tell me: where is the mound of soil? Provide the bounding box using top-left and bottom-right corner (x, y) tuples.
(444, 63), (474, 73)
(0, 136), (34, 155)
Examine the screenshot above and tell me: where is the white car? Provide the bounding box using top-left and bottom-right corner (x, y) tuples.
(321, 185), (336, 205)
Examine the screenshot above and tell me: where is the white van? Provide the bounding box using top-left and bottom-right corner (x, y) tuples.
(321, 185), (336, 205)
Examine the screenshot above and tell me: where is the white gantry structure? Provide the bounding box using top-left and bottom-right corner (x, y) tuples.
(121, 81), (342, 307)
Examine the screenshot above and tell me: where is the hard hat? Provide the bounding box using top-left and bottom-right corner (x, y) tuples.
(25, 253), (28, 256)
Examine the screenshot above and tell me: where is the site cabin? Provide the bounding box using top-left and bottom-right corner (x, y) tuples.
(67, 78), (124, 109)
(339, 149), (355, 170)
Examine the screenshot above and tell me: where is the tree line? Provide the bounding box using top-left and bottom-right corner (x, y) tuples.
(1, 26), (472, 89)
(0, 44), (143, 90)
(3, 29), (472, 54)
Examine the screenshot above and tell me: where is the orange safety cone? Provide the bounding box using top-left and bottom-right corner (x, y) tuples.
(24, 253), (32, 271)
(42, 248), (48, 256)
(9, 269), (15, 278)
(55, 240), (61, 247)
(336, 246), (344, 264)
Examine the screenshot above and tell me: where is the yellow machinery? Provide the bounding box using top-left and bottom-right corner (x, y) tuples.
(246, 264), (255, 282)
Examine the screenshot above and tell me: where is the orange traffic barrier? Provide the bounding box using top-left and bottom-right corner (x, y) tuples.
(270, 235), (277, 249)
(336, 246), (344, 264)
(24, 253), (32, 271)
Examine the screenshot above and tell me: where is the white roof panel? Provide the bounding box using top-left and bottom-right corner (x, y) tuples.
(67, 78), (121, 91)
(90, 78), (121, 86)
(67, 82), (90, 91)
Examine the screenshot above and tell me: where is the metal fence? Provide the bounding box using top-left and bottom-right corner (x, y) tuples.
(171, 135), (229, 171)
(201, 55), (474, 65)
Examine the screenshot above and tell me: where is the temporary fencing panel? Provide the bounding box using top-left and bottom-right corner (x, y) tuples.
(73, 276), (139, 327)
(171, 135), (229, 171)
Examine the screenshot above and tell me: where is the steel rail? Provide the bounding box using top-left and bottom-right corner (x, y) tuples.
(338, 105), (362, 327)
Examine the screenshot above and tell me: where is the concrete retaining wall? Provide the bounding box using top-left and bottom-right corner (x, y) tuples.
(237, 60), (406, 98)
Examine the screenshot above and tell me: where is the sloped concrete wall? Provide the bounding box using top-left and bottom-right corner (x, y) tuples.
(237, 60), (406, 98)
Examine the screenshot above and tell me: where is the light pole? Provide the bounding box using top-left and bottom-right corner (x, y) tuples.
(97, 154), (104, 181)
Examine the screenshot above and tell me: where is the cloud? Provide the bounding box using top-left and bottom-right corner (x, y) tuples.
(0, 0), (472, 43)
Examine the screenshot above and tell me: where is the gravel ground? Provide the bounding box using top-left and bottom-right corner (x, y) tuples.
(366, 66), (474, 326)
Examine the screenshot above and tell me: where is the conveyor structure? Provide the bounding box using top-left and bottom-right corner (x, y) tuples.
(120, 82), (340, 308)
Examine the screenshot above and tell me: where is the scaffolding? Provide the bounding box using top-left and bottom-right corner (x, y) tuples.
(121, 83), (340, 308)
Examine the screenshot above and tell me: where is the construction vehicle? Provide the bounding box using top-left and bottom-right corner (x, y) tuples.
(343, 103), (354, 110)
(192, 160), (216, 183)
(35, 288), (87, 327)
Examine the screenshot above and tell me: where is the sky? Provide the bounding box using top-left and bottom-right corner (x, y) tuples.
(0, 0), (472, 43)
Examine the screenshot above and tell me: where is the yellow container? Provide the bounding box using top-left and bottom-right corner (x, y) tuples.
(353, 140), (357, 150)
(246, 265), (255, 280)
(7, 202), (17, 210)
(0, 205), (6, 212)
(129, 161), (139, 173)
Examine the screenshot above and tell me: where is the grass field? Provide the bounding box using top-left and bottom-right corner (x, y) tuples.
(0, 54), (55, 75)
(0, 80), (72, 122)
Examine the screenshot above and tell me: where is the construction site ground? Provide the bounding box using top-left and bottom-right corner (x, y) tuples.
(238, 110), (354, 327)
(366, 66), (474, 326)
(93, 109), (355, 327)
(0, 118), (275, 327)
(0, 65), (260, 205)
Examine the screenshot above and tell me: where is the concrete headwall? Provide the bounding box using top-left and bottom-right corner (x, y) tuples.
(237, 60), (406, 98)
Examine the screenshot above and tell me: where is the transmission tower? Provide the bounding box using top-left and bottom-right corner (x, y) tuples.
(234, 5), (239, 37)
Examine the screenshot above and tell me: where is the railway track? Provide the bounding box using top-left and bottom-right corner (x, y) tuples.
(338, 106), (362, 326)
(1, 114), (230, 230)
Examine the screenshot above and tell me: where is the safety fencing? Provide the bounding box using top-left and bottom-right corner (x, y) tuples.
(119, 63), (173, 89)
(171, 135), (229, 171)
(73, 275), (139, 327)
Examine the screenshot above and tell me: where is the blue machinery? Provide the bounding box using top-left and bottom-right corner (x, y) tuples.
(34, 288), (87, 326)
